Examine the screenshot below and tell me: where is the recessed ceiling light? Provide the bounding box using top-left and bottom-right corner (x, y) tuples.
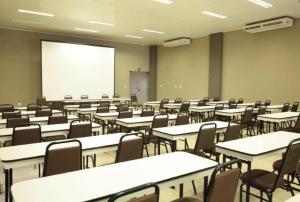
(17, 9), (55, 17)
(202, 11), (227, 19)
(248, 0), (272, 8)
(74, 28), (98, 33)
(125, 35), (144, 39)
(142, 29), (164, 34)
(152, 0), (173, 5)
(87, 20), (115, 26)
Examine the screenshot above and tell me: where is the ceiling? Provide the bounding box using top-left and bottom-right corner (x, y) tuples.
(0, 0), (299, 45)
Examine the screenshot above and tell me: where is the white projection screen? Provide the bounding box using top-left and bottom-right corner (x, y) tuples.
(41, 41), (115, 100)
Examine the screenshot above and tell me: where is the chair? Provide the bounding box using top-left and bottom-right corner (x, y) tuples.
(81, 95), (88, 99)
(237, 107), (254, 136)
(12, 123), (41, 146)
(174, 98), (182, 103)
(64, 95), (73, 99)
(42, 115), (69, 141)
(36, 109), (52, 117)
(210, 104), (224, 121)
(100, 101), (110, 107)
(237, 98), (244, 104)
(291, 102), (299, 112)
(159, 99), (169, 112)
(229, 99), (236, 105)
(131, 94), (142, 110)
(115, 133), (144, 163)
(282, 103), (290, 112)
(27, 103), (40, 111)
(285, 114), (300, 133)
(264, 100), (271, 106)
(113, 94), (120, 98)
(79, 102), (91, 108)
(141, 109), (155, 117)
(179, 101), (190, 115)
(96, 106), (110, 113)
(252, 106), (267, 134)
(36, 97), (47, 105)
(240, 138), (300, 202)
(223, 122), (241, 142)
(171, 160), (241, 202)
(108, 111), (133, 133)
(254, 101), (262, 108)
(229, 103), (237, 109)
(102, 94), (109, 98)
(108, 183), (159, 202)
(43, 139), (82, 177)
(6, 116), (30, 128)
(2, 110), (21, 119)
(0, 104), (14, 113)
(213, 97), (220, 102)
(117, 104), (129, 112)
(176, 114), (190, 149)
(203, 97), (210, 104)
(68, 120), (92, 139)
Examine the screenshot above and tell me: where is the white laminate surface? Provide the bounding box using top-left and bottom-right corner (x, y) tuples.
(257, 112), (299, 123)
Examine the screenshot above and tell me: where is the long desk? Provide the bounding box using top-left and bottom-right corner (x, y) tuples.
(0, 115), (78, 129)
(206, 101), (229, 106)
(11, 152), (218, 202)
(257, 112), (299, 131)
(215, 131), (300, 202)
(0, 122), (101, 145)
(0, 110), (63, 119)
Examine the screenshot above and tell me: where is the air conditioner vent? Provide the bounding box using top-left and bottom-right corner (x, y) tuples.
(243, 17), (294, 33)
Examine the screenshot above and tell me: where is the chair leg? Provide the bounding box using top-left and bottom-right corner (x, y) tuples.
(192, 180), (197, 194)
(239, 183), (244, 202)
(144, 145), (149, 157)
(260, 190), (263, 202)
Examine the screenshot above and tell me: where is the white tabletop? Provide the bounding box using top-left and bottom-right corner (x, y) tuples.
(11, 152), (218, 202)
(236, 103), (255, 107)
(57, 99), (101, 103)
(77, 107), (133, 114)
(257, 112), (299, 123)
(188, 106), (215, 113)
(215, 108), (257, 117)
(94, 111), (143, 121)
(100, 97), (131, 102)
(207, 101), (229, 106)
(285, 194), (300, 202)
(0, 110), (62, 118)
(153, 121), (231, 141)
(215, 131), (300, 161)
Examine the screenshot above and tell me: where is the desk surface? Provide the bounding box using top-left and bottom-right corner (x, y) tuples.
(258, 112), (299, 120)
(116, 114), (178, 124)
(11, 152), (217, 202)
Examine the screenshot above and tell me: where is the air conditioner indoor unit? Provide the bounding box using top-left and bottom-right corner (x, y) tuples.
(243, 16), (294, 33)
(162, 37), (191, 47)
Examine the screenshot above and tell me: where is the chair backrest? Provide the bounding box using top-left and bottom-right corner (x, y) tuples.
(179, 101), (190, 113)
(241, 107), (253, 125)
(0, 104), (14, 113)
(2, 110), (21, 119)
(159, 99), (169, 110)
(229, 103), (237, 109)
(194, 123), (217, 153)
(36, 109), (52, 117)
(130, 94), (138, 103)
(274, 138), (300, 191)
(175, 114), (190, 126)
(79, 102), (91, 109)
(291, 102), (299, 112)
(151, 114), (169, 129)
(294, 115), (300, 131)
(6, 116), (30, 128)
(213, 97), (220, 102)
(100, 101), (110, 107)
(118, 111), (133, 119)
(257, 106), (267, 116)
(141, 110), (154, 117)
(102, 94), (109, 98)
(117, 104), (129, 112)
(198, 100), (206, 106)
(36, 97), (47, 105)
(282, 103), (290, 112)
(64, 95), (72, 99)
(113, 94), (120, 98)
(224, 122), (241, 142)
(48, 115), (68, 124)
(68, 120), (92, 139)
(108, 183), (159, 202)
(43, 139), (82, 177)
(237, 98), (244, 104)
(97, 106), (110, 113)
(213, 104), (224, 118)
(203, 97), (210, 103)
(174, 98), (182, 103)
(229, 99), (236, 105)
(80, 95), (88, 99)
(254, 101), (262, 108)
(206, 160), (241, 202)
(115, 133), (144, 163)
(264, 99), (271, 106)
(27, 103), (40, 111)
(12, 123), (41, 146)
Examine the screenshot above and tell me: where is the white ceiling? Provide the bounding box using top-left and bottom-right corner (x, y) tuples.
(0, 0), (299, 45)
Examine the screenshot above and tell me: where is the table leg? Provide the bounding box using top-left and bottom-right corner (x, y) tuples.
(179, 183), (184, 197)
(245, 161), (251, 202)
(9, 169), (12, 202)
(158, 137), (161, 155)
(203, 176), (208, 201)
(5, 169), (9, 202)
(171, 140), (177, 152)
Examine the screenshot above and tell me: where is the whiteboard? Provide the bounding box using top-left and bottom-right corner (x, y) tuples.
(41, 41), (115, 100)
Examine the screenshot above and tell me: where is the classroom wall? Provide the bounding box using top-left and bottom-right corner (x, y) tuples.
(222, 19), (300, 104)
(157, 37), (209, 100)
(0, 28), (149, 105)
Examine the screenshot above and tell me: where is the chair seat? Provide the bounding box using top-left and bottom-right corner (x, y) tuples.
(42, 135), (66, 142)
(272, 159), (282, 171)
(240, 169), (284, 192)
(171, 197), (202, 202)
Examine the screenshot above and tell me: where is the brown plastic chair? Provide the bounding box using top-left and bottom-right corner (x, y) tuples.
(36, 97), (47, 105)
(96, 106), (110, 113)
(238, 107), (254, 136)
(6, 116), (30, 128)
(12, 123), (41, 146)
(254, 101), (262, 108)
(81, 95), (88, 99)
(240, 138), (300, 201)
(2, 111), (21, 119)
(64, 95), (73, 99)
(285, 114), (300, 133)
(100, 101), (110, 107)
(43, 139), (82, 177)
(213, 97), (220, 102)
(229, 99), (236, 105)
(115, 133), (144, 163)
(223, 122), (241, 142)
(108, 183), (159, 202)
(174, 98), (182, 103)
(252, 106), (267, 134)
(42, 115), (68, 141)
(229, 103), (237, 109)
(141, 110), (155, 117)
(203, 97), (210, 104)
(0, 104), (14, 113)
(36, 109), (52, 117)
(176, 114), (190, 149)
(179, 101), (190, 115)
(159, 99), (169, 112)
(117, 104), (129, 112)
(211, 104), (224, 121)
(131, 94), (142, 110)
(291, 102), (299, 112)
(171, 160), (241, 202)
(27, 103), (40, 111)
(79, 102), (91, 109)
(237, 98), (244, 104)
(264, 99), (271, 106)
(68, 120), (92, 139)
(282, 103), (290, 112)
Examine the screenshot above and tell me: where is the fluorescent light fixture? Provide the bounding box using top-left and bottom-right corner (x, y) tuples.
(74, 28), (98, 33)
(142, 29), (164, 34)
(153, 0), (173, 5)
(202, 11), (227, 19)
(125, 35), (144, 39)
(17, 9), (55, 17)
(87, 20), (115, 26)
(248, 0), (272, 8)
(12, 19), (43, 25)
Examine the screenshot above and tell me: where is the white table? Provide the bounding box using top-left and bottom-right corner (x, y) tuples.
(0, 122), (101, 145)
(215, 108), (258, 118)
(0, 110), (62, 119)
(94, 111), (142, 121)
(0, 133), (128, 202)
(116, 114), (178, 129)
(11, 152), (218, 202)
(206, 101), (229, 106)
(77, 107), (134, 115)
(0, 115), (78, 129)
(14, 106), (49, 111)
(99, 97), (131, 103)
(285, 194), (300, 202)
(153, 121), (231, 152)
(53, 99), (101, 104)
(215, 131), (300, 202)
(188, 106), (216, 113)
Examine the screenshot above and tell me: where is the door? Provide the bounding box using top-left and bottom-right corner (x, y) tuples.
(130, 71), (149, 104)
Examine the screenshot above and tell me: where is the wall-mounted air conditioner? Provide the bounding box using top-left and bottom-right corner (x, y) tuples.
(162, 37), (191, 47)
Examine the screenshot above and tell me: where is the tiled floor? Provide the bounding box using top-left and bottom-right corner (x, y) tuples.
(0, 134), (297, 202)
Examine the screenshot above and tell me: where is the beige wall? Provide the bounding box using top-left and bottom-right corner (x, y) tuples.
(157, 37), (209, 100)
(222, 19), (300, 104)
(0, 28), (149, 105)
